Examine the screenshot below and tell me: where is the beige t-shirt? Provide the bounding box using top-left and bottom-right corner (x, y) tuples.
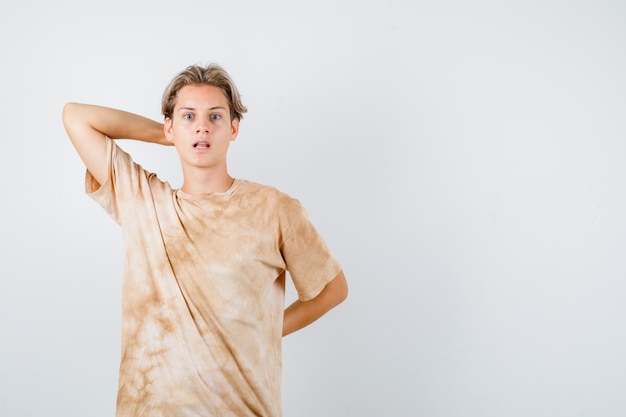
(86, 137), (341, 417)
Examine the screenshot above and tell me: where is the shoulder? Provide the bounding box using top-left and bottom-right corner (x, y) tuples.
(109, 138), (172, 193)
(236, 179), (297, 202)
(235, 179), (305, 215)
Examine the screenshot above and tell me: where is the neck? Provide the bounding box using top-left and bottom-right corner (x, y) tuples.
(180, 166), (234, 196)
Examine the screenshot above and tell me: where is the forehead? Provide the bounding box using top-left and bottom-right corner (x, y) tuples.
(174, 84), (229, 110)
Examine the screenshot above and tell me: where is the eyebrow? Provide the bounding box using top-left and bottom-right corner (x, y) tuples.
(178, 106), (227, 112)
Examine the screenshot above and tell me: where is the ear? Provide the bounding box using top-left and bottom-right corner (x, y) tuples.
(164, 117), (174, 144)
(230, 118), (240, 142)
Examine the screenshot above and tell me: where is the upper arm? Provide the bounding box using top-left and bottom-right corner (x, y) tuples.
(62, 102), (109, 186)
(282, 270), (347, 336)
(320, 270), (348, 307)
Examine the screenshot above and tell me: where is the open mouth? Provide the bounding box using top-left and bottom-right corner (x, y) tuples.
(194, 141), (210, 148)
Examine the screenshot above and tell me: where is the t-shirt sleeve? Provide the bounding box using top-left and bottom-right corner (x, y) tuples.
(280, 199), (342, 301)
(84, 136), (144, 225)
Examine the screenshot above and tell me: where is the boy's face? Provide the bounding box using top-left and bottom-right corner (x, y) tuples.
(164, 84), (239, 172)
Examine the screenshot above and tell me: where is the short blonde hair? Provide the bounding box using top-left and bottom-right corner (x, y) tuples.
(161, 64), (247, 121)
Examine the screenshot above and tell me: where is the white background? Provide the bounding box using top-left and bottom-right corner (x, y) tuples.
(2, 1), (626, 416)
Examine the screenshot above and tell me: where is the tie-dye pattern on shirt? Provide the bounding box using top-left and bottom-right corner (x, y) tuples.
(85, 137), (340, 417)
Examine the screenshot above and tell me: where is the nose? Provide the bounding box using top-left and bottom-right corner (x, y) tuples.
(195, 117), (211, 134)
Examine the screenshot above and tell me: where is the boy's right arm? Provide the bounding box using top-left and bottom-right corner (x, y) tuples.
(62, 103), (168, 186)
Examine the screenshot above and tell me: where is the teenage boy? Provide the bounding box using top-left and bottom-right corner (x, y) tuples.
(62, 64), (347, 417)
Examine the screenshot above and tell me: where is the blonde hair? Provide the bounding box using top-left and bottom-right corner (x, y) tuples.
(161, 64), (247, 121)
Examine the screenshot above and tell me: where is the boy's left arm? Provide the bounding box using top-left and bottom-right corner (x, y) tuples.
(282, 270), (348, 336)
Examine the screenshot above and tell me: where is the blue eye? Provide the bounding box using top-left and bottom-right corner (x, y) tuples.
(211, 113), (221, 120)
(183, 113), (193, 120)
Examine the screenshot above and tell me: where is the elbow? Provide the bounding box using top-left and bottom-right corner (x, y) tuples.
(62, 102), (78, 129)
(332, 270), (348, 306)
(62, 101), (76, 117)
(339, 276), (348, 303)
